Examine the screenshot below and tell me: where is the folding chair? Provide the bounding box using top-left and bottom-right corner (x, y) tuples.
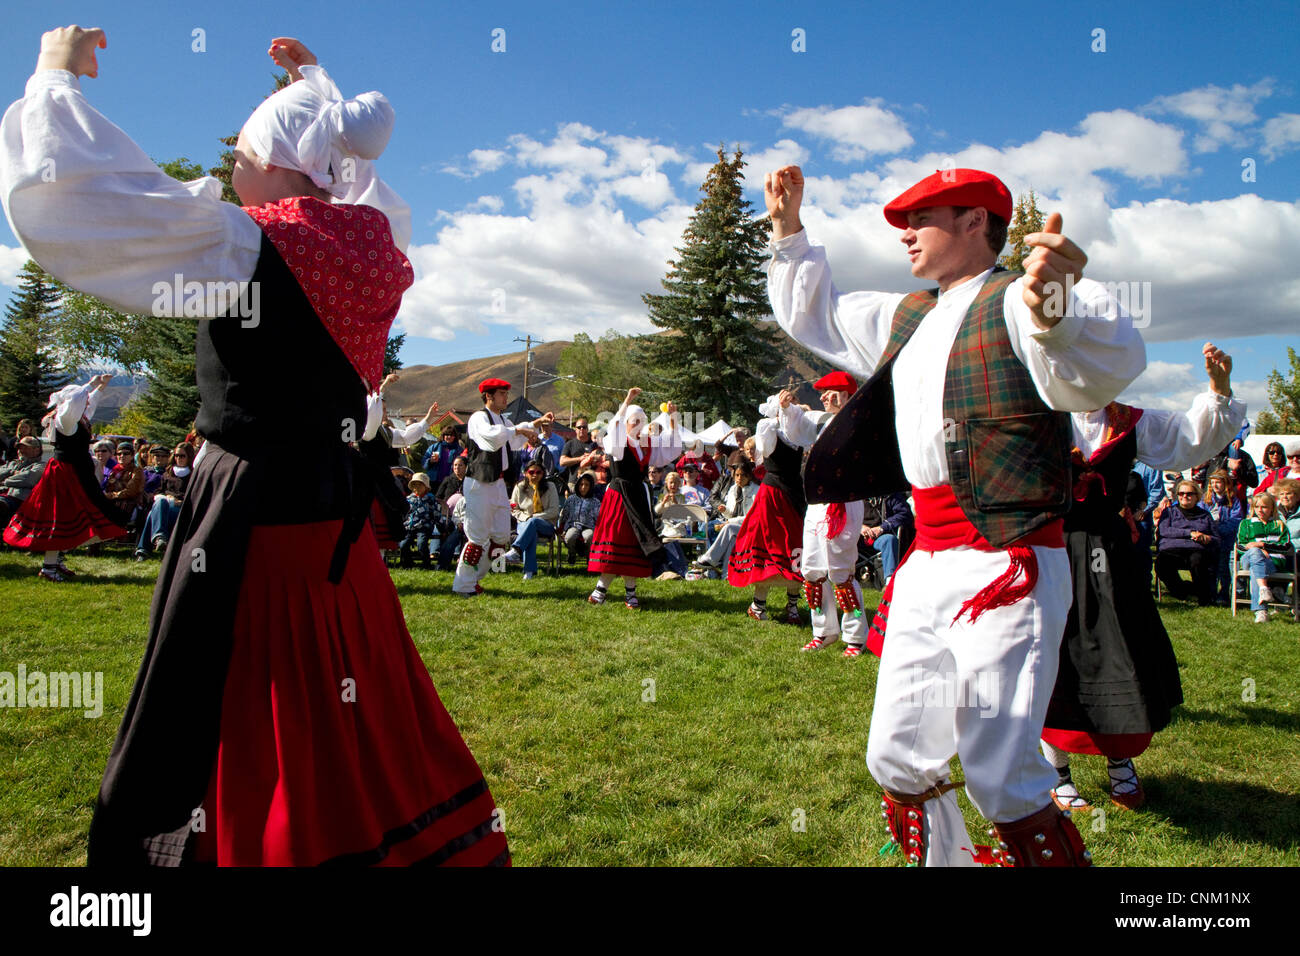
(1231, 543), (1300, 622)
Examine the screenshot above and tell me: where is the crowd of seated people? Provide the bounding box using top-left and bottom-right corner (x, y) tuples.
(8, 402), (1298, 629)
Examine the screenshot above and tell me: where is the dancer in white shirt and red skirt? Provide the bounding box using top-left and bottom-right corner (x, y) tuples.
(586, 387), (680, 609)
(4, 374), (127, 580)
(727, 392), (807, 624)
(2, 26), (508, 866)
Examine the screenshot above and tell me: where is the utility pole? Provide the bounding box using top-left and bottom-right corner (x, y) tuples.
(513, 334), (542, 405)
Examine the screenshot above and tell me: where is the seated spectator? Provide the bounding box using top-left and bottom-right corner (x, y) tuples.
(142, 447), (169, 495)
(422, 426), (463, 486)
(859, 492), (914, 587)
(3, 418), (38, 463)
(437, 454), (467, 506)
(692, 461), (757, 577)
(0, 436), (46, 521)
(1155, 478), (1218, 606)
(1275, 478), (1300, 541)
(559, 472), (601, 561)
(1253, 442), (1294, 494)
(105, 441), (145, 528)
(1196, 438), (1258, 505)
(653, 469), (690, 577)
(504, 461), (560, 580)
(646, 464), (666, 498)
(518, 430), (555, 477)
(1203, 468), (1245, 605)
(91, 440), (118, 491)
(676, 442), (719, 491)
(679, 462), (708, 507)
(1237, 491), (1293, 623)
(399, 472), (437, 569)
(133, 443), (194, 560)
(437, 490), (467, 572)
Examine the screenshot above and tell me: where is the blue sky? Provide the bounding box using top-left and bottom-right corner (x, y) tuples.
(1, 0), (1297, 418)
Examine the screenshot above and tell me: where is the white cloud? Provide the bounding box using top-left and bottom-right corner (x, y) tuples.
(1146, 80), (1274, 152)
(463, 195), (505, 213)
(441, 148), (507, 179)
(0, 245), (30, 287)
(683, 139), (809, 195)
(1261, 113), (1300, 160)
(779, 100), (913, 162)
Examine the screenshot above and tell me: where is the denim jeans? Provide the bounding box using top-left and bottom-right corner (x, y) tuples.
(512, 517), (556, 574)
(136, 497), (181, 552)
(1240, 547), (1281, 611)
(874, 532), (900, 581)
(400, 529), (435, 567)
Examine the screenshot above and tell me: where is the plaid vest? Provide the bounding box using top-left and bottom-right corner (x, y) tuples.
(805, 270), (1071, 547)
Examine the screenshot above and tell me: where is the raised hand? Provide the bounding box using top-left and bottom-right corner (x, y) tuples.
(426, 402), (439, 421)
(626, 387), (642, 405)
(777, 389), (794, 409)
(37, 25), (106, 78)
(1021, 213), (1088, 329)
(269, 37), (317, 82)
(764, 166), (805, 238)
(1203, 342), (1233, 396)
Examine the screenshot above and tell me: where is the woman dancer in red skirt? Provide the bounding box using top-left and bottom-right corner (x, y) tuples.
(5, 374), (127, 580)
(586, 387), (680, 609)
(2, 27), (507, 866)
(728, 391), (806, 623)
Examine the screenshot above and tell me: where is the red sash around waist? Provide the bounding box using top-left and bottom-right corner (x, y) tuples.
(912, 485), (1064, 625)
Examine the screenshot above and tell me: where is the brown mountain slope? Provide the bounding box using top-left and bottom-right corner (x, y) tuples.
(382, 325), (834, 425)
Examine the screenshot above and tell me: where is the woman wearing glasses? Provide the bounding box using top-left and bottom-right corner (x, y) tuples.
(1257, 440), (1300, 495)
(133, 444), (195, 561)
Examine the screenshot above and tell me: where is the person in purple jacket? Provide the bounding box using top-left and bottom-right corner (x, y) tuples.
(1155, 478), (1219, 605)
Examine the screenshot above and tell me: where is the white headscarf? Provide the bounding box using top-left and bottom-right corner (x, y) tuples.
(757, 393), (781, 419)
(623, 404), (648, 439)
(242, 65), (412, 250)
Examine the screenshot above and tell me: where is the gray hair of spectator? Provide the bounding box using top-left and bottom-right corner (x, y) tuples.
(16, 436), (41, 452)
(93, 440), (115, 453)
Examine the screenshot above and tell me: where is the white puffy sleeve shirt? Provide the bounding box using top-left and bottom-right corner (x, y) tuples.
(1072, 389), (1246, 471)
(767, 230), (1148, 488)
(1, 70), (262, 315)
(469, 409), (525, 472)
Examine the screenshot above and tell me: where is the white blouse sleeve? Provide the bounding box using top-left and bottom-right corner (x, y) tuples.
(648, 421), (682, 469)
(1134, 390), (1247, 471)
(778, 403), (824, 451)
(753, 418), (778, 465)
(55, 381), (95, 436)
(767, 230), (904, 382)
(1, 70), (263, 316)
(361, 392), (384, 442)
(391, 416), (430, 448)
(1002, 277), (1147, 413)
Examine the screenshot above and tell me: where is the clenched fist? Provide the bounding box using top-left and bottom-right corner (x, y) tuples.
(37, 25), (106, 78)
(764, 165), (804, 239)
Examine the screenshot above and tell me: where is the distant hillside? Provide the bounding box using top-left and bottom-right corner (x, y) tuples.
(383, 325), (835, 425)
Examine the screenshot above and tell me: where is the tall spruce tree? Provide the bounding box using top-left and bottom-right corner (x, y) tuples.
(0, 261), (70, 426)
(639, 146), (785, 425)
(998, 190), (1045, 271)
(1253, 347), (1300, 433)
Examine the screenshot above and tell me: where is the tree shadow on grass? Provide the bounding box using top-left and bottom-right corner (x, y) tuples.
(1170, 705), (1300, 734)
(1141, 775), (1300, 851)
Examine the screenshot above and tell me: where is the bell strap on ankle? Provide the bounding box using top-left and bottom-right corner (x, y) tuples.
(879, 780), (965, 866)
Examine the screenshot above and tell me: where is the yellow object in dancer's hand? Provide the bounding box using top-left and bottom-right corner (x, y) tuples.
(660, 402), (670, 413)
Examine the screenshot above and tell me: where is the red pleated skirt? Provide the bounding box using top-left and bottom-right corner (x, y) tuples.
(587, 486), (651, 578)
(728, 484), (803, 587)
(3, 460), (127, 551)
(196, 519), (509, 866)
(1040, 727), (1153, 759)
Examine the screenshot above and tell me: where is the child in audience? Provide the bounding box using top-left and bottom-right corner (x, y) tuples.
(1236, 491), (1292, 622)
(400, 472), (437, 569)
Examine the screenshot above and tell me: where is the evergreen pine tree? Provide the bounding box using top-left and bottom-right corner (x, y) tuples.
(639, 146), (785, 425)
(998, 190), (1045, 271)
(384, 332), (405, 377)
(1253, 347), (1300, 433)
(0, 261), (70, 426)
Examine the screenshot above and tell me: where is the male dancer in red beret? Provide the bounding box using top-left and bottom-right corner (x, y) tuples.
(454, 378), (553, 596)
(765, 166), (1146, 866)
(777, 371), (870, 657)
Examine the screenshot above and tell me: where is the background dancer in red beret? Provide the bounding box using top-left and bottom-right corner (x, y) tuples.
(765, 164), (1146, 866)
(454, 378), (552, 596)
(1, 26), (508, 866)
(771, 374), (870, 656)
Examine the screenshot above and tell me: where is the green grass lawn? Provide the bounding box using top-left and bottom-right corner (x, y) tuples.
(2, 546), (1297, 866)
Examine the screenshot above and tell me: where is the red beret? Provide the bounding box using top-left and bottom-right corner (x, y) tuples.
(813, 371), (857, 393)
(883, 169), (1012, 229)
(478, 378), (511, 394)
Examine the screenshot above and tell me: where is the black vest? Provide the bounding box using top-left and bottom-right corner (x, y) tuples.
(467, 409), (517, 487)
